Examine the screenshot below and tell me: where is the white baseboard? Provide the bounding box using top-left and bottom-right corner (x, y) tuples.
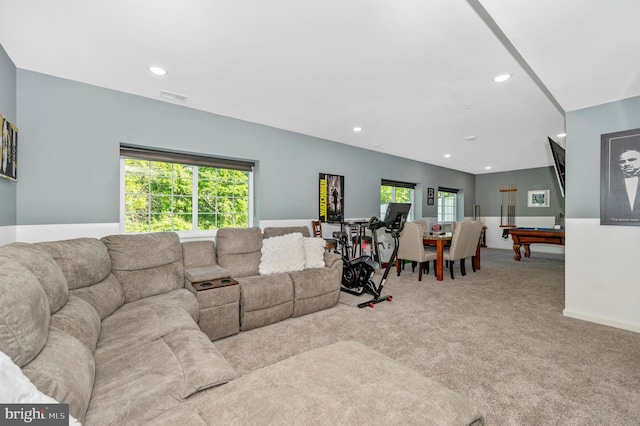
(0, 226), (17, 246)
(563, 309), (640, 334)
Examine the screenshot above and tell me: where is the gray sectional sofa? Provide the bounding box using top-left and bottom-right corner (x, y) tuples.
(0, 228), (484, 425)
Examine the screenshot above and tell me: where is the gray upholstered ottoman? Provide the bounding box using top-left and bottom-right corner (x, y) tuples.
(146, 341), (485, 425)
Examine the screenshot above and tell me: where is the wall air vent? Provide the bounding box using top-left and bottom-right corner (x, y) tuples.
(159, 90), (188, 102)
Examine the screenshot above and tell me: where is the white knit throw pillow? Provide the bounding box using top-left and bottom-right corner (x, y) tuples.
(303, 237), (326, 269)
(259, 233), (305, 275)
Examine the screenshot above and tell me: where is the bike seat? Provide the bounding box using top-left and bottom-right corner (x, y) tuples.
(332, 231), (348, 239)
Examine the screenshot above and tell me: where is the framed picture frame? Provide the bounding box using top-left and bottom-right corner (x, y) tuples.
(427, 187), (435, 205)
(600, 128), (640, 226)
(319, 173), (344, 222)
(0, 114), (18, 182)
(527, 190), (549, 207)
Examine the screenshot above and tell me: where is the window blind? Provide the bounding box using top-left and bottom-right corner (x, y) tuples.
(381, 179), (416, 189)
(120, 144), (255, 171)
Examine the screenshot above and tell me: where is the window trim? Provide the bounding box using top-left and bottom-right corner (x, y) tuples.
(380, 180), (415, 221)
(119, 150), (254, 236)
(437, 188), (458, 223)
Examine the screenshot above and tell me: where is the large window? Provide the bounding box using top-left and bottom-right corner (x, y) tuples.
(437, 188), (458, 223)
(121, 145), (253, 233)
(380, 179), (415, 221)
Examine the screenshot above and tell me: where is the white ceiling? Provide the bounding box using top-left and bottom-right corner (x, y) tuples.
(1, 0), (639, 175)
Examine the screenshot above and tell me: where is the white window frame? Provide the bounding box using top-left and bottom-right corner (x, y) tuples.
(119, 158), (254, 238)
(437, 189), (458, 223)
(380, 183), (415, 222)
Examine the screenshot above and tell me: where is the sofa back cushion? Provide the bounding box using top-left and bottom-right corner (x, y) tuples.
(0, 258), (50, 367)
(37, 238), (125, 320)
(0, 242), (68, 314)
(50, 294), (101, 354)
(22, 329), (95, 424)
(263, 226), (311, 238)
(101, 232), (184, 303)
(216, 227), (263, 278)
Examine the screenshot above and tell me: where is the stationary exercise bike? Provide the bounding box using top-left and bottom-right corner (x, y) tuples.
(333, 203), (411, 308)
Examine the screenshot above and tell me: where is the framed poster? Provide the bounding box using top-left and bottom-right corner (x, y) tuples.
(600, 128), (640, 226)
(319, 173), (344, 222)
(427, 187), (435, 205)
(527, 190), (549, 207)
(0, 114), (18, 181)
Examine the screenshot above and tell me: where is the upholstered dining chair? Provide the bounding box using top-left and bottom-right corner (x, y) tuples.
(311, 220), (337, 252)
(442, 221), (472, 279)
(396, 221), (437, 281)
(442, 221), (483, 279)
(459, 221), (484, 275)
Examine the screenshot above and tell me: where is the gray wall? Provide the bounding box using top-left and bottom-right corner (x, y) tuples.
(566, 95), (640, 218)
(16, 70), (475, 226)
(475, 166), (564, 218)
(0, 45), (16, 226)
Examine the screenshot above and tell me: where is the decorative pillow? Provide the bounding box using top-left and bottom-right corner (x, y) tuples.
(259, 233), (305, 275)
(0, 350), (81, 425)
(303, 237), (326, 269)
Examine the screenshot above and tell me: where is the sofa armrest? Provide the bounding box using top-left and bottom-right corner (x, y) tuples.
(185, 265), (232, 283)
(323, 252), (342, 270)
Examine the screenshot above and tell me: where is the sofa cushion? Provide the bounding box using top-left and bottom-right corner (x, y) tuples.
(288, 267), (341, 317)
(0, 350), (82, 425)
(101, 232), (185, 303)
(50, 294), (101, 354)
(259, 232), (305, 275)
(37, 238), (125, 319)
(0, 242), (69, 314)
(96, 290), (200, 359)
(70, 274), (125, 320)
(303, 237), (327, 269)
(87, 330), (237, 425)
(216, 227), (263, 278)
(263, 226), (311, 238)
(37, 238), (112, 291)
(0, 259), (50, 367)
(238, 274), (294, 330)
(22, 329), (95, 424)
(182, 240), (218, 268)
(185, 265), (231, 282)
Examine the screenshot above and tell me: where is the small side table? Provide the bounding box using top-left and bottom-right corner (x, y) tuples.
(192, 277), (240, 341)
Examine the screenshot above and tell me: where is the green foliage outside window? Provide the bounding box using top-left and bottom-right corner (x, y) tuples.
(124, 159), (249, 233)
(380, 185), (413, 219)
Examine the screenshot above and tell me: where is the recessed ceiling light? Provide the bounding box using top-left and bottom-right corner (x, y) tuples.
(353, 127), (363, 133)
(493, 73), (512, 82)
(485, 166), (492, 170)
(464, 135), (477, 141)
(444, 154), (451, 158)
(149, 66), (167, 76)
(556, 133), (566, 138)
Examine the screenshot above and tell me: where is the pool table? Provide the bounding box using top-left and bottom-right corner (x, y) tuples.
(507, 227), (565, 261)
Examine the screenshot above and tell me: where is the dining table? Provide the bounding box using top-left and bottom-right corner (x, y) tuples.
(422, 232), (482, 281)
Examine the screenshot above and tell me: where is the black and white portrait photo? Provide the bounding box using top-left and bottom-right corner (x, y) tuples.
(601, 128), (640, 225)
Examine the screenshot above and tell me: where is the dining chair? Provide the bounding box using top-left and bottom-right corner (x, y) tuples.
(442, 221), (473, 279)
(311, 220), (337, 252)
(345, 222), (372, 258)
(396, 221), (437, 281)
(460, 221), (484, 274)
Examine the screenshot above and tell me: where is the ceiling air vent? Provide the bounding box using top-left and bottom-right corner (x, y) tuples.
(159, 90), (188, 102)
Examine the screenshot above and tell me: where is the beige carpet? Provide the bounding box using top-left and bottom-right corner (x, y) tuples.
(214, 249), (640, 425)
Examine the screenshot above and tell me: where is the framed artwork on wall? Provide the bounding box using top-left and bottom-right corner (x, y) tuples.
(528, 190), (549, 207)
(0, 114), (18, 181)
(427, 187), (435, 205)
(319, 173), (344, 222)
(600, 127), (640, 226)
